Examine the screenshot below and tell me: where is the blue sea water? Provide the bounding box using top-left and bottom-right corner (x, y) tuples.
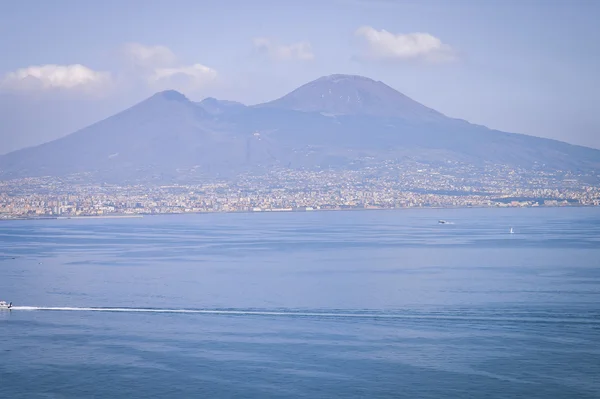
(1, 207), (599, 398)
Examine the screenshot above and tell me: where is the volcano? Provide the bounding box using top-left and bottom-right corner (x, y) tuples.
(1, 74), (599, 181)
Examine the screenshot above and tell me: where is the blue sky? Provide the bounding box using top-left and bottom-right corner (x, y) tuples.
(1, 0), (598, 153)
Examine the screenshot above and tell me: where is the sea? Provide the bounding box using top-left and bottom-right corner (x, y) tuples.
(1, 207), (599, 398)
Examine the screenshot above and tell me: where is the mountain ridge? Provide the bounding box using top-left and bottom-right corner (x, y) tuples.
(1, 74), (598, 182)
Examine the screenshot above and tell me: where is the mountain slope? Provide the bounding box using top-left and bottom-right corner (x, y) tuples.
(0, 90), (249, 178)
(197, 97), (247, 115)
(251, 74), (600, 170)
(1, 74), (599, 181)
(255, 74), (447, 122)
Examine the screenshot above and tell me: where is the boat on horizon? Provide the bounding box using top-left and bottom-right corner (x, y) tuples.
(0, 301), (12, 310)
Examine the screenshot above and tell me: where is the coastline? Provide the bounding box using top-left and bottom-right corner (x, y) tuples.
(0, 203), (596, 222)
(0, 215), (144, 221)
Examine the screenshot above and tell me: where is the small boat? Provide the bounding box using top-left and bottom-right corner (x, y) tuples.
(0, 301), (12, 310)
(510, 227), (514, 234)
(439, 220), (447, 224)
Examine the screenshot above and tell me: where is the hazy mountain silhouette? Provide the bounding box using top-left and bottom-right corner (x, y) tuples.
(197, 97), (247, 115)
(256, 74), (446, 122)
(1, 74), (599, 181)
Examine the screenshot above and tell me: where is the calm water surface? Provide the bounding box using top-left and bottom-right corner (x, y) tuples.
(1, 208), (599, 398)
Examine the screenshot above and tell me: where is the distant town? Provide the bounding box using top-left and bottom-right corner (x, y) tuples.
(1, 161), (598, 219)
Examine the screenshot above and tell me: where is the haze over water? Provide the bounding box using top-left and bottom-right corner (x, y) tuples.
(1, 207), (599, 398)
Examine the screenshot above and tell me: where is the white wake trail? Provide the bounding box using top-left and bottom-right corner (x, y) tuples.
(8, 306), (599, 324)
(11, 306), (390, 318)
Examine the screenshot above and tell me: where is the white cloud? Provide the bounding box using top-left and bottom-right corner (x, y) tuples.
(149, 63), (218, 91)
(253, 38), (314, 61)
(355, 26), (456, 63)
(1, 43), (218, 97)
(120, 43), (218, 93)
(1, 64), (111, 93)
(121, 43), (177, 69)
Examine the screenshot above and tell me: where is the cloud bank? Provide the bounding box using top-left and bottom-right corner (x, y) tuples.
(0, 44), (218, 97)
(253, 38), (314, 61)
(122, 43), (177, 69)
(1, 64), (111, 93)
(355, 26), (456, 63)
(121, 43), (217, 92)
(150, 64), (218, 91)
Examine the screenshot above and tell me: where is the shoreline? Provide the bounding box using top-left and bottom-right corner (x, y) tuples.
(56, 215), (144, 220)
(0, 204), (596, 222)
(0, 215), (144, 221)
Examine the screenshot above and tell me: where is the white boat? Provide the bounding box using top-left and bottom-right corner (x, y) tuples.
(0, 301), (12, 310)
(510, 227), (514, 234)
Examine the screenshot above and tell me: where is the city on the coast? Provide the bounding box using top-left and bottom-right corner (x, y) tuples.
(1, 161), (598, 219)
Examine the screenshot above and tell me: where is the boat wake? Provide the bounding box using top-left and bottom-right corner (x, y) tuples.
(9, 306), (599, 324)
(11, 306), (397, 318)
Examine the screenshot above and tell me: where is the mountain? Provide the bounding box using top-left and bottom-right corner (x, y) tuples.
(256, 74), (446, 122)
(197, 97), (247, 115)
(1, 74), (599, 182)
(0, 90), (248, 180)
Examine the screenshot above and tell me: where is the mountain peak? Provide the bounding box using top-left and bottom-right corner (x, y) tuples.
(198, 97), (246, 115)
(152, 90), (189, 102)
(200, 97), (219, 104)
(315, 74), (378, 84)
(122, 89), (199, 117)
(256, 74), (444, 121)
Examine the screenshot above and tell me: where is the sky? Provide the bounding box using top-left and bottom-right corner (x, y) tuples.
(1, 0), (599, 154)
